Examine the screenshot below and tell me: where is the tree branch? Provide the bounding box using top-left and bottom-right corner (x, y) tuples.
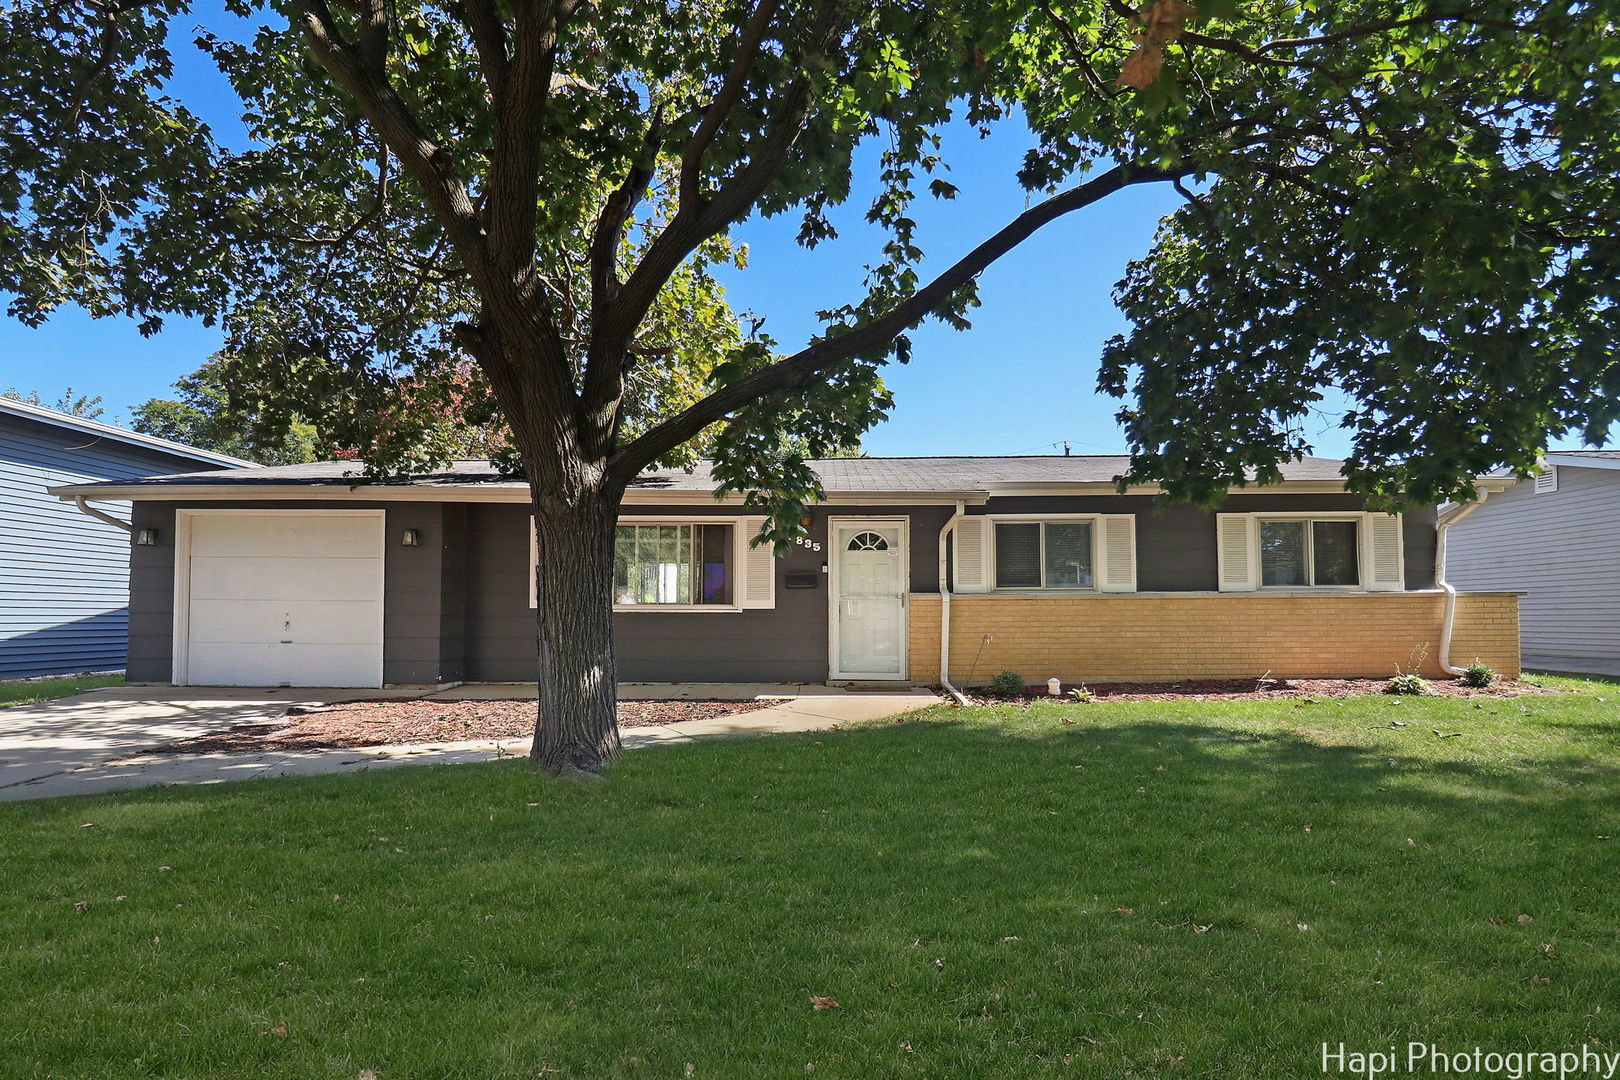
(1172, 176), (1220, 235)
(1245, 160), (1360, 210)
(1102, 0), (1497, 75)
(606, 161), (1192, 485)
(1034, 0), (1120, 100)
(458, 0), (510, 100)
(580, 113), (666, 422)
(1255, 5), (1493, 53)
(679, 0), (782, 207)
(290, 0), (487, 270)
(597, 2), (851, 372)
(485, 0), (572, 272)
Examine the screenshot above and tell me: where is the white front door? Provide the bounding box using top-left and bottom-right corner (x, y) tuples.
(176, 510), (386, 687)
(830, 519), (907, 681)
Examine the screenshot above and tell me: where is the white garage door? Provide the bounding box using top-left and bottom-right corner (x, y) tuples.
(178, 511), (385, 687)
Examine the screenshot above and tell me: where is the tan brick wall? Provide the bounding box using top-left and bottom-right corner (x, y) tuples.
(907, 592), (1520, 685)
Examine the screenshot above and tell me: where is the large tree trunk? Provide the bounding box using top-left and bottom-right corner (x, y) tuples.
(529, 487), (623, 773)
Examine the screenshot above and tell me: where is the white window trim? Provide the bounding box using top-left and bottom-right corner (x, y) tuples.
(530, 515), (754, 612)
(1250, 512), (1374, 591)
(986, 514), (1103, 592)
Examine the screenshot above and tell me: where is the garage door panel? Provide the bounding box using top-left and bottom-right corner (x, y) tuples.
(189, 556), (382, 602)
(187, 642), (384, 688)
(188, 599), (382, 646)
(182, 512), (384, 687)
(189, 514), (382, 558)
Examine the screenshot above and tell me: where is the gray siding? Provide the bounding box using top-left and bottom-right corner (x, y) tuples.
(0, 415), (226, 679)
(124, 492), (1441, 686)
(461, 503), (951, 683)
(1447, 467), (1620, 661)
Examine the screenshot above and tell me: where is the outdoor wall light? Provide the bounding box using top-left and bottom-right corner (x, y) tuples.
(135, 528), (158, 547)
(401, 528), (421, 547)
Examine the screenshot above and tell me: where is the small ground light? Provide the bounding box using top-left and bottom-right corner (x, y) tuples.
(1047, 677), (1062, 696)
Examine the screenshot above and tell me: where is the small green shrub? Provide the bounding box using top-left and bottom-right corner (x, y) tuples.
(1387, 671), (1429, 696)
(989, 671), (1026, 698)
(1460, 662), (1495, 688)
(1067, 685), (1095, 704)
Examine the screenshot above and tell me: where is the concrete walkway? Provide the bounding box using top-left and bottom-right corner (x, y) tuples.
(0, 684), (941, 803)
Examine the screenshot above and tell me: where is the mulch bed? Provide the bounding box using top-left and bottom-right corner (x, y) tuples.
(965, 677), (1561, 706)
(150, 698), (777, 754)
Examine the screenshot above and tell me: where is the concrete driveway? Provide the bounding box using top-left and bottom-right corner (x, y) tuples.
(0, 686), (425, 802)
(0, 683), (941, 802)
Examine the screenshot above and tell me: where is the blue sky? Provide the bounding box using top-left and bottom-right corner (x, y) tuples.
(0, 8), (1600, 457)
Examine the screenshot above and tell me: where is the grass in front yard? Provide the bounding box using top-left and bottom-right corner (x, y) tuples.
(0, 672), (124, 708)
(1, 686), (1617, 1078)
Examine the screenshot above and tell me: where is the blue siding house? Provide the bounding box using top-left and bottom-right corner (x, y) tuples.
(0, 397), (252, 679)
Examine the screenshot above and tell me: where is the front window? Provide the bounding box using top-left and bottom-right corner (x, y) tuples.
(614, 523), (734, 606)
(995, 521), (1094, 589)
(1259, 519), (1360, 587)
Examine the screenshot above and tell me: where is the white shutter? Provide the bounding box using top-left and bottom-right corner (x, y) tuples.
(952, 516), (990, 593)
(1097, 515), (1137, 592)
(739, 516), (776, 608)
(1364, 513), (1404, 591)
(1216, 514), (1257, 591)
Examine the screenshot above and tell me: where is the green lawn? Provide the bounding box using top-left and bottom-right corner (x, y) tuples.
(2, 681), (1617, 1079)
(0, 672), (124, 708)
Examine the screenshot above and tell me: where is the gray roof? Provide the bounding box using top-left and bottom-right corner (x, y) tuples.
(52, 454), (1352, 495)
(0, 395), (256, 469)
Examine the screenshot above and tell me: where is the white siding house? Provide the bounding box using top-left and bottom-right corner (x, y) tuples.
(1445, 451), (1620, 674)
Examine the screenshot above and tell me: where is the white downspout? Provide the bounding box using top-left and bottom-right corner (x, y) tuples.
(937, 501), (968, 705)
(1434, 485), (1490, 675)
(74, 496), (132, 532)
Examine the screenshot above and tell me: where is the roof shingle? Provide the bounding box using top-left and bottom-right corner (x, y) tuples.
(55, 454), (1352, 494)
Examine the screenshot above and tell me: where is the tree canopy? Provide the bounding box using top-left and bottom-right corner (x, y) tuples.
(131, 358), (322, 464)
(7, 0), (1610, 514)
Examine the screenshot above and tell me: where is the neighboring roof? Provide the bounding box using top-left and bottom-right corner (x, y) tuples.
(49, 453), (1360, 502)
(0, 395), (255, 469)
(1546, 450), (1620, 471)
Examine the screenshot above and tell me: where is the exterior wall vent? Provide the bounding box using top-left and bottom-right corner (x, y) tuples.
(1534, 466), (1558, 494)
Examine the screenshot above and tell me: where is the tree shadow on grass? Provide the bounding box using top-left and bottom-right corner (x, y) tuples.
(2, 709), (1617, 1078)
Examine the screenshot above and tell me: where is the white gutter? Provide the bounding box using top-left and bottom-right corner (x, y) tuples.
(73, 496), (132, 532)
(937, 501), (969, 705)
(1433, 485), (1491, 675)
(49, 481), (991, 507)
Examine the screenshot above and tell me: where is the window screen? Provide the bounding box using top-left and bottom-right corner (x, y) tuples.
(1311, 520), (1360, 586)
(995, 521), (1094, 589)
(1259, 519), (1361, 587)
(1259, 520), (1308, 586)
(1043, 522), (1094, 588)
(994, 523), (1042, 588)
